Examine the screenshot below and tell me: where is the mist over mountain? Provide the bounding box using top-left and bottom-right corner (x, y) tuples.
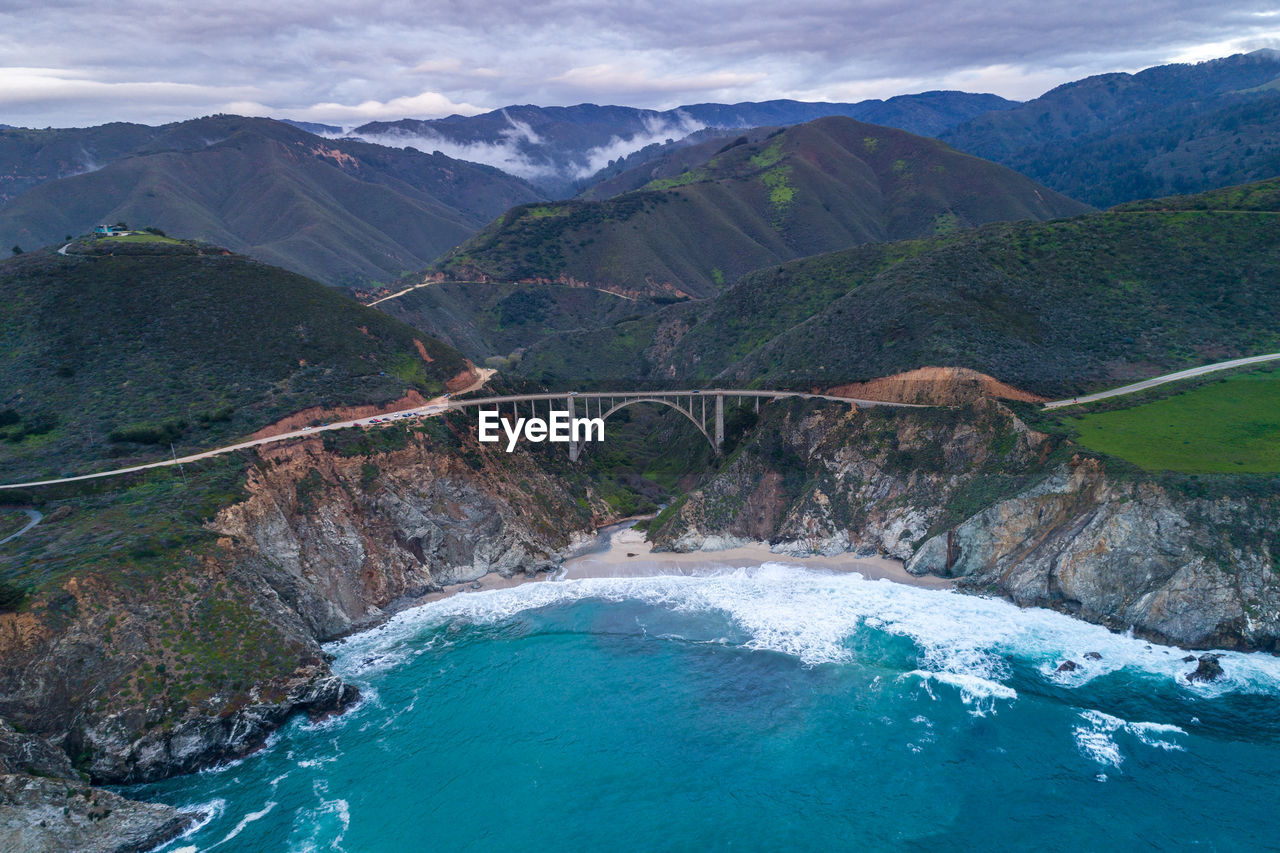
(434, 115), (1089, 299)
(347, 92), (1017, 197)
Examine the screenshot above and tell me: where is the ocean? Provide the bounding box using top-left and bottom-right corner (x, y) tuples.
(128, 563), (1280, 852)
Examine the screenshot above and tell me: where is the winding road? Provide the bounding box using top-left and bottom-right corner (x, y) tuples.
(1041, 352), (1280, 409)
(3, 351), (1276, 490)
(0, 509), (42, 544)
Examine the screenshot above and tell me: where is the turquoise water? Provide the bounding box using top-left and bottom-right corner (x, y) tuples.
(132, 565), (1280, 852)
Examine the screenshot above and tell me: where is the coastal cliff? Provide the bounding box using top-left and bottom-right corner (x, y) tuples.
(650, 398), (1280, 650)
(0, 419), (599, 788)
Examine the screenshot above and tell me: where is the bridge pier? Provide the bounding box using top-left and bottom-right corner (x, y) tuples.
(567, 394), (581, 462)
(715, 393), (724, 454)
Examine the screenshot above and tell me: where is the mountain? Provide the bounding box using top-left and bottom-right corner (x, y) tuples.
(942, 50), (1280, 207)
(374, 280), (661, 367)
(431, 116), (1090, 300)
(0, 236), (471, 482)
(349, 92), (1018, 196)
(512, 178), (1280, 396)
(578, 126), (781, 200)
(0, 116), (543, 287)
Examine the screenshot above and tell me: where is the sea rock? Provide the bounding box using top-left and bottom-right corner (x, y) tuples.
(1057, 660), (1078, 672)
(1187, 654), (1225, 683)
(1084, 652), (1102, 661)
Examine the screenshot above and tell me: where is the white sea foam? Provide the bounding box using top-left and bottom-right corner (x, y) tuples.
(328, 564), (1280, 701)
(168, 797), (225, 846)
(1073, 709), (1187, 768)
(905, 670), (1018, 716)
(208, 800), (276, 848)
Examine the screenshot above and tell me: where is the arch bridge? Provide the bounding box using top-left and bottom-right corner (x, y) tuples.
(451, 389), (923, 460)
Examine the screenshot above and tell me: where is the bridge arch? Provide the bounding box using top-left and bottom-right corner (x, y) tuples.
(595, 397), (717, 453)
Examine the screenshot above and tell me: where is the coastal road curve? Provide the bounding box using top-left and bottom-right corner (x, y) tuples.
(0, 387), (919, 490)
(1042, 352), (1280, 409)
(10, 349), (1272, 490)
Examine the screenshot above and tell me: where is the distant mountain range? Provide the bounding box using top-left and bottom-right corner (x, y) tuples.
(433, 115), (1089, 299)
(2, 51), (1278, 291)
(942, 49), (1280, 206)
(0, 116), (542, 287)
(348, 92), (1018, 196)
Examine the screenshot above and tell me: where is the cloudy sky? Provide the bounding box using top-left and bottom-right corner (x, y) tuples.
(1, 1), (1278, 127)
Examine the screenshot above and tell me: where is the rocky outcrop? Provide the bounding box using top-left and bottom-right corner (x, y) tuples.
(653, 397), (1280, 651)
(213, 431), (591, 640)
(905, 456), (1280, 650)
(654, 397), (1050, 560)
(0, 720), (193, 853)
(0, 774), (192, 853)
(0, 426), (599, 787)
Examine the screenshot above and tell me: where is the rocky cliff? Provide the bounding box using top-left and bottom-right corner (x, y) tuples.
(905, 456), (1280, 651)
(0, 720), (191, 852)
(652, 397), (1280, 650)
(0, 417), (599, 789)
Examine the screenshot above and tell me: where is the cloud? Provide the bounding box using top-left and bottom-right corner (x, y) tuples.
(348, 111), (559, 179)
(571, 114), (707, 178)
(278, 92), (484, 123)
(3, 0), (1280, 127)
(551, 64), (766, 96)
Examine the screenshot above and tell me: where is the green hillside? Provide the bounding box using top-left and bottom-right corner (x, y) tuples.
(942, 50), (1280, 207)
(0, 116), (543, 288)
(375, 281), (665, 365)
(515, 178), (1280, 396)
(435, 116), (1090, 298)
(0, 240), (469, 482)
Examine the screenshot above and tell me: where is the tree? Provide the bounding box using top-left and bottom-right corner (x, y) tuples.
(10, 245), (21, 255)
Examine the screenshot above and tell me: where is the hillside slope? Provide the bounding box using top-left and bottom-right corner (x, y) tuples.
(514, 178), (1280, 395)
(942, 49), (1280, 206)
(0, 238), (471, 481)
(0, 116), (543, 287)
(435, 116), (1089, 299)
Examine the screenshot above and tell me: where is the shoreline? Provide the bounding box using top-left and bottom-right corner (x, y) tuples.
(413, 522), (953, 606)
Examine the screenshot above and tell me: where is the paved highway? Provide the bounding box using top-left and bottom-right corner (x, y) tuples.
(1042, 352), (1280, 409)
(0, 386), (919, 489)
(6, 351), (1272, 489)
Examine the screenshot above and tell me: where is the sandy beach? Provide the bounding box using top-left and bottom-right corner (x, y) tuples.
(419, 520), (953, 603)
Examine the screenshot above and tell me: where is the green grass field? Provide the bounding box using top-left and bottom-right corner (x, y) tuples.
(1063, 368), (1280, 473)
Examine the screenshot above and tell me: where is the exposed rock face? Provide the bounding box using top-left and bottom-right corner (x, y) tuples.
(827, 366), (1048, 405)
(653, 398), (1280, 651)
(213, 433), (591, 640)
(655, 397), (1050, 561)
(906, 456), (1280, 650)
(0, 427), (597, 786)
(0, 774), (192, 853)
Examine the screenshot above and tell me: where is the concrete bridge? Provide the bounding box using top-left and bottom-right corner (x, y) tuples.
(452, 389), (923, 460)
